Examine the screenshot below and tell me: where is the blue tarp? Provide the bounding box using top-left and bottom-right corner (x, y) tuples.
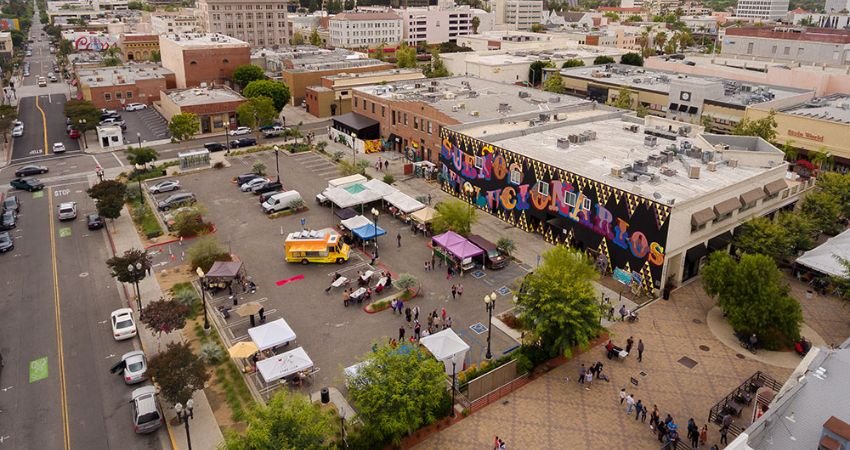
(352, 224), (387, 241)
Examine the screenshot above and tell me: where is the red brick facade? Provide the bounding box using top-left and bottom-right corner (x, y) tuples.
(181, 47), (251, 88)
(82, 73), (177, 109)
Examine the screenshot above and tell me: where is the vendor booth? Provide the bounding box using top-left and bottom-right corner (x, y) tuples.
(363, 179), (398, 198)
(334, 207), (358, 220)
(446, 240), (485, 271)
(248, 318), (296, 351)
(432, 231), (484, 271)
(420, 328), (470, 375)
(203, 260), (246, 292)
(385, 191), (425, 214)
(353, 223), (387, 241)
(325, 183), (384, 209)
(796, 229), (850, 278)
(340, 215), (372, 232)
(432, 231), (468, 249)
(256, 346), (314, 383)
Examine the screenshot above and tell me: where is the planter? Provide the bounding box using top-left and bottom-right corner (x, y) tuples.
(363, 288), (419, 313)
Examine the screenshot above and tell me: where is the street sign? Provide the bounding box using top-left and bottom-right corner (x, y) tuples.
(613, 268), (631, 286)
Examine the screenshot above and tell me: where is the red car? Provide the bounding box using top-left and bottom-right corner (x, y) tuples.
(68, 129), (81, 139)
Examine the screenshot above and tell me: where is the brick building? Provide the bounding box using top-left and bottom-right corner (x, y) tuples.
(196, 0), (290, 48)
(76, 64), (177, 109)
(159, 86), (246, 134)
(159, 33), (251, 89)
(119, 34), (160, 62)
(304, 68), (425, 118)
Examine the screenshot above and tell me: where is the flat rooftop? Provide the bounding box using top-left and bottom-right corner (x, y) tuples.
(467, 47), (624, 66)
(781, 94), (850, 125)
(78, 64), (173, 87)
(355, 76), (589, 123)
(455, 112), (785, 203)
(160, 33), (248, 48)
(165, 87), (245, 106)
(560, 63), (809, 107)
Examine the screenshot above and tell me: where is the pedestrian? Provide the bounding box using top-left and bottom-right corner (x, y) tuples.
(391, 299), (398, 313)
(371, 250), (377, 265)
(721, 413), (732, 431)
(397, 233), (402, 247)
(635, 400), (643, 421)
(638, 339), (645, 362)
(431, 252), (436, 268)
(641, 404), (648, 423)
(625, 394), (635, 414)
(434, 315), (442, 329)
(384, 159), (389, 171)
(397, 299), (405, 315)
(584, 369), (592, 389)
(700, 424), (708, 446)
(427, 193), (432, 204)
(457, 283), (463, 296)
(579, 364), (586, 384)
(413, 305), (420, 321)
(619, 388), (627, 404)
(446, 264), (452, 280)
(619, 304), (627, 321)
(427, 312), (434, 328)
(425, 260), (430, 271)
(607, 306), (615, 321)
(719, 426), (728, 445)
(650, 405), (659, 429)
(657, 421), (668, 442)
(398, 326), (405, 341)
(437, 254), (442, 267)
(626, 336), (635, 355)
(446, 316), (452, 329)
(441, 307), (447, 321)
(688, 418), (699, 449)
(405, 307), (412, 326)
(451, 284), (457, 299)
(258, 307), (266, 324)
(414, 321), (421, 340)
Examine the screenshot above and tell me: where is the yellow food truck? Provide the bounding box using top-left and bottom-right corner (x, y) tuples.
(284, 228), (351, 264)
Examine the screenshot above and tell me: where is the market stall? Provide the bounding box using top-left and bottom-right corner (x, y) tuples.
(256, 346), (314, 383)
(353, 223), (387, 241)
(363, 179), (398, 198)
(324, 183), (383, 209)
(796, 229), (850, 278)
(385, 190), (425, 214)
(410, 206), (438, 235)
(203, 260), (246, 292)
(431, 231), (484, 271)
(340, 215), (372, 231)
(420, 328), (470, 375)
(248, 318), (296, 352)
(446, 240), (485, 271)
(335, 207), (358, 220)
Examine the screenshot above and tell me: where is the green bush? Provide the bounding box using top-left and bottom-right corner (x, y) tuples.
(132, 203), (163, 238)
(383, 174), (395, 185)
(200, 342), (225, 365)
(173, 209), (212, 238)
(286, 143), (310, 153)
(213, 161), (225, 169)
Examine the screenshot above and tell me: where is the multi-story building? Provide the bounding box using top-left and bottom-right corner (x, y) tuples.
(493, 0), (543, 31)
(305, 68), (425, 118)
(735, 0), (790, 20)
(457, 30), (575, 51)
(328, 12), (404, 48)
(722, 27), (850, 67)
(559, 64), (813, 133)
(118, 34), (160, 62)
(825, 0), (850, 12)
(47, 0), (128, 21)
(0, 32), (12, 58)
(150, 13), (202, 34)
(196, 0), (290, 48)
(397, 6), (476, 46)
(439, 106), (814, 293)
(76, 64), (177, 109)
(621, 0), (682, 13)
(788, 11), (850, 29)
(680, 15), (718, 33)
(159, 86), (246, 134)
(159, 33), (251, 89)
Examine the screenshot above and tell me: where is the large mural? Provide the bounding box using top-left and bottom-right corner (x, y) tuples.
(439, 128), (672, 293)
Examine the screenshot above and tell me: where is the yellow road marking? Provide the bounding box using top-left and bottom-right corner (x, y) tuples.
(35, 96), (50, 155)
(47, 188), (71, 450)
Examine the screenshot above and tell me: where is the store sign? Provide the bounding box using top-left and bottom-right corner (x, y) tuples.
(787, 129), (824, 142)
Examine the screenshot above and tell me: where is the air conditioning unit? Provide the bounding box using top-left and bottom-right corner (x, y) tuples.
(610, 167), (625, 178)
(557, 137), (569, 149)
(470, 110), (479, 116)
(687, 165), (701, 179)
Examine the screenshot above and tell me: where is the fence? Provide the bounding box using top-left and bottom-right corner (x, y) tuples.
(469, 373), (531, 413)
(707, 371), (781, 438)
(465, 360), (518, 402)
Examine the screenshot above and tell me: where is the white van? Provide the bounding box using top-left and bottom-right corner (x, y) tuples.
(262, 191), (303, 214)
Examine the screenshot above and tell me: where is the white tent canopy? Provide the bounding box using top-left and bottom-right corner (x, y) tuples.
(248, 318), (296, 351)
(796, 229), (850, 277)
(420, 328), (470, 374)
(363, 179), (398, 197)
(256, 346), (314, 383)
(325, 185), (384, 209)
(340, 215), (372, 231)
(385, 191), (425, 214)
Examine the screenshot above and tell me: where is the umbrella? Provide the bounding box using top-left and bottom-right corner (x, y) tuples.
(228, 341), (259, 359)
(235, 301), (263, 317)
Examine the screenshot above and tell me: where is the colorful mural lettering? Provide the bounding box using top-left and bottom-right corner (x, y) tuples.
(439, 129), (671, 292)
(72, 35), (115, 52)
(0, 19), (20, 31)
(363, 139), (383, 154)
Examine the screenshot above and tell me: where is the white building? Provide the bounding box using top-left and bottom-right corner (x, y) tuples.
(825, 0), (850, 13)
(150, 13), (202, 34)
(328, 11), (403, 48)
(788, 11), (850, 29)
(397, 6), (478, 46)
(196, 0), (290, 48)
(493, 0), (543, 31)
(680, 15), (718, 33)
(735, 0), (790, 20)
(288, 14), (322, 37)
(0, 32), (12, 58)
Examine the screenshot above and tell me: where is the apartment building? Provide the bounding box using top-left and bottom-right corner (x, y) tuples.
(150, 13), (202, 34)
(397, 6), (475, 46)
(77, 64), (177, 109)
(159, 33), (251, 88)
(0, 32), (12, 58)
(196, 0), (289, 48)
(328, 12), (404, 48)
(493, 0), (543, 31)
(735, 0), (790, 20)
(789, 11), (850, 29)
(722, 27), (850, 67)
(305, 68), (425, 118)
(118, 34), (160, 62)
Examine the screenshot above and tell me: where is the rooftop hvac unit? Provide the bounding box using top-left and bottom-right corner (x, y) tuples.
(647, 154), (664, 167)
(660, 167), (677, 176)
(728, 159), (738, 168)
(644, 135), (658, 147)
(554, 113), (567, 121)
(687, 165), (700, 179)
(427, 86), (436, 93)
(468, 91), (478, 98)
(444, 92), (456, 100)
(702, 151), (716, 163)
(624, 124), (639, 133)
(549, 96), (560, 103)
(470, 110), (479, 116)
(415, 83), (422, 89)
(626, 172), (640, 182)
(678, 125), (691, 136)
(498, 102), (510, 112)
(452, 106), (459, 112)
(539, 113), (549, 122)
(557, 137), (570, 149)
(431, 80), (438, 86)
(633, 160), (649, 173)
(707, 161), (717, 172)
(518, 91), (530, 98)
(611, 167), (625, 178)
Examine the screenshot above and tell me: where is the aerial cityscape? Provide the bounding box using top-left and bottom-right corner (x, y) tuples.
(1, 0), (850, 447)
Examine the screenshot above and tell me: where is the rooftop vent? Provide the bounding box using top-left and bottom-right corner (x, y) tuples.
(556, 137), (570, 149)
(518, 91), (530, 98)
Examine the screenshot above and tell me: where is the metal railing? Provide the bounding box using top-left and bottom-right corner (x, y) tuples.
(469, 373), (530, 412)
(707, 371), (780, 438)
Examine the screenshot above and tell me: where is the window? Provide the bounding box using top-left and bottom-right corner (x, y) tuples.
(783, 46), (790, 55)
(427, 121), (432, 134)
(371, 102), (375, 114)
(104, 93), (112, 100)
(381, 106), (385, 117)
(474, 156), (483, 168)
(126, 92), (133, 99)
(413, 117), (418, 130)
(746, 43), (753, 54)
(115, 92), (122, 99)
(771, 45), (777, 54)
(403, 113), (408, 126)
(536, 180), (549, 196)
(564, 191), (577, 207)
(510, 169), (521, 185)
(354, 97), (358, 108)
(391, 110), (396, 125)
(363, 100), (367, 110)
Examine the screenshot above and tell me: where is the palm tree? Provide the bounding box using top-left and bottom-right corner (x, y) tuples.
(811, 148), (833, 171)
(654, 31), (667, 53)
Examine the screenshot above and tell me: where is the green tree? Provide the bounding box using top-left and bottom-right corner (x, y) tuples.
(139, 298), (189, 341)
(424, 50), (450, 78)
(105, 248), (151, 284)
(515, 246), (601, 357)
(147, 342), (209, 405)
(701, 252), (802, 349)
(801, 190), (843, 235)
(562, 59), (585, 68)
(626, 14), (643, 22)
(603, 11), (620, 21)
(236, 96), (278, 133)
(610, 87), (633, 109)
(88, 180), (128, 220)
(150, 51), (161, 63)
(232, 64), (266, 88)
(432, 199), (476, 235)
(168, 112), (200, 142)
(593, 55), (615, 64)
(290, 31), (305, 45)
(243, 80), (291, 111)
(395, 44), (417, 68)
(733, 216), (794, 261)
(777, 211), (816, 253)
(543, 71), (565, 93)
(223, 390), (336, 450)
(187, 236), (232, 272)
(528, 60), (553, 86)
(815, 172), (850, 217)
(126, 146), (159, 170)
(620, 52), (644, 66)
(64, 99), (101, 133)
(349, 345), (448, 445)
(471, 16), (480, 32)
(636, 103), (649, 117)
(173, 209), (210, 238)
(732, 110), (777, 142)
(830, 258), (850, 301)
(654, 31), (668, 52)
(309, 28), (322, 46)
(530, 23), (546, 32)
(496, 237), (515, 257)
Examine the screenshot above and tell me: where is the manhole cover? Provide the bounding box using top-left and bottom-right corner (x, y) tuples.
(471, 270), (486, 279)
(699, 345), (710, 351)
(470, 323), (487, 335)
(693, 318), (703, 324)
(736, 353), (746, 359)
(677, 356), (698, 369)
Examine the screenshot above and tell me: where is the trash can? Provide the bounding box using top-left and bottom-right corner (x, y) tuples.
(321, 387), (330, 404)
(663, 287), (671, 300)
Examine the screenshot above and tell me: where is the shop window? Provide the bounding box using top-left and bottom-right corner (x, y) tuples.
(536, 180), (549, 196)
(105, 93), (112, 100)
(474, 156), (483, 168)
(510, 169), (521, 185)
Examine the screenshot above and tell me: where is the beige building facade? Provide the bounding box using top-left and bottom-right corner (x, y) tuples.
(196, 0), (289, 48)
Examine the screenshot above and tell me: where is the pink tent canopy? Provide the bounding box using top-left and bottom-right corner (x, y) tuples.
(432, 231), (467, 249)
(446, 240), (484, 260)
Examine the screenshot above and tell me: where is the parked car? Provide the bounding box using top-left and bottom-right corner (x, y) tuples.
(57, 202), (77, 221)
(11, 123), (23, 137)
(86, 214), (104, 230)
(110, 350), (148, 384)
(110, 308), (137, 341)
(15, 165), (48, 177)
(52, 142), (66, 154)
(37, 77), (46, 87)
(259, 189), (283, 204)
(240, 177), (270, 192)
(157, 192), (196, 211)
(203, 142), (226, 152)
(229, 126), (251, 136)
(100, 112), (121, 121)
(148, 180), (180, 194)
(235, 173), (262, 185)
(10, 178), (44, 192)
(99, 118), (126, 128)
(229, 137), (257, 148)
(262, 125), (286, 138)
(1, 210), (16, 230)
(124, 103), (147, 111)
(68, 129), (80, 139)
(254, 181), (282, 195)
(130, 385), (164, 434)
(0, 232), (13, 253)
(3, 195), (20, 213)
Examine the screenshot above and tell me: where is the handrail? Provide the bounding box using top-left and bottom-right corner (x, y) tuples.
(470, 374), (530, 411)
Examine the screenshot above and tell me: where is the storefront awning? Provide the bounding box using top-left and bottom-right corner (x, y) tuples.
(740, 187), (765, 205)
(685, 244), (708, 263)
(707, 231), (733, 251)
(764, 179), (787, 196)
(691, 208), (716, 227)
(713, 197), (742, 216)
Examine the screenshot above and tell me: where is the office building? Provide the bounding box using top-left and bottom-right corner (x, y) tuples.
(77, 64), (177, 109)
(735, 0), (790, 20)
(397, 6), (476, 46)
(722, 27), (850, 67)
(328, 12), (404, 48)
(159, 86), (246, 134)
(493, 0), (543, 31)
(159, 33), (251, 89)
(150, 13), (203, 34)
(196, 0), (290, 48)
(304, 68), (425, 118)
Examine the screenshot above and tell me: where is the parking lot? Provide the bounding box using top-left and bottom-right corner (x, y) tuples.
(120, 107), (170, 145)
(149, 150), (524, 391)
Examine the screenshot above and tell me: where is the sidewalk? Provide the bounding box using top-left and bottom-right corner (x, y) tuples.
(103, 173), (224, 450)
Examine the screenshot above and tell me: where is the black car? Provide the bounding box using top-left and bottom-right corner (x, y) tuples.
(1, 210), (16, 230)
(3, 196), (20, 213)
(204, 142), (226, 152)
(15, 165), (48, 177)
(254, 181), (282, 195)
(229, 138), (257, 149)
(0, 232), (13, 253)
(87, 214), (104, 230)
(10, 178), (44, 192)
(235, 173), (262, 185)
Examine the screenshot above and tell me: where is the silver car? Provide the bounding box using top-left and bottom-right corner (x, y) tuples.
(149, 179), (180, 194)
(111, 350), (147, 384)
(130, 385), (164, 434)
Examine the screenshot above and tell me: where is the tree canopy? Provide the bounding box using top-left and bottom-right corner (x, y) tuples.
(168, 113), (200, 142)
(528, 60), (553, 86)
(543, 72), (565, 93)
(236, 96), (278, 131)
(801, 190), (844, 235)
(610, 87), (633, 109)
(620, 52), (644, 66)
(309, 28), (322, 46)
(815, 172), (850, 218)
(105, 248), (151, 283)
(349, 345), (448, 445)
(395, 44), (417, 68)
(187, 236), (232, 272)
(424, 50), (450, 78)
(223, 390), (336, 450)
(87, 180), (127, 220)
(126, 146), (159, 169)
(64, 99), (101, 132)
(593, 55), (616, 65)
(733, 216), (795, 262)
(139, 298), (189, 339)
(431, 199), (476, 235)
(562, 59), (585, 68)
(243, 80), (291, 111)
(701, 252), (802, 349)
(290, 31), (305, 45)
(515, 246), (602, 357)
(732, 110), (777, 142)
(232, 64), (266, 88)
(147, 342), (209, 405)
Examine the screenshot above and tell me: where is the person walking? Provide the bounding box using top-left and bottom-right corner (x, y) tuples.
(441, 307), (447, 321)
(413, 305), (420, 321)
(405, 307), (412, 327)
(397, 233), (402, 248)
(579, 364), (586, 385)
(619, 304), (627, 321)
(619, 388), (627, 405)
(626, 336), (635, 355)
(641, 404), (648, 423)
(625, 394), (635, 414)
(584, 369), (592, 389)
(446, 316), (452, 329)
(687, 418), (699, 449)
(700, 424), (708, 447)
(384, 159), (389, 171)
(650, 405), (660, 429)
(414, 321), (421, 340)
(457, 283), (463, 296)
(638, 339), (645, 362)
(451, 284), (457, 299)
(719, 426), (729, 445)
(398, 326), (405, 341)
(634, 400), (643, 421)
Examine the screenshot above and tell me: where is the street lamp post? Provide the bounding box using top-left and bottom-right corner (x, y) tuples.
(128, 262), (144, 311)
(223, 120), (231, 155)
(136, 131), (142, 149)
(196, 268), (210, 330)
(174, 399), (195, 450)
(484, 292), (496, 360)
(272, 145), (281, 183)
(351, 132), (357, 165)
(79, 118), (87, 149)
(371, 208), (379, 258)
(450, 353), (458, 417)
